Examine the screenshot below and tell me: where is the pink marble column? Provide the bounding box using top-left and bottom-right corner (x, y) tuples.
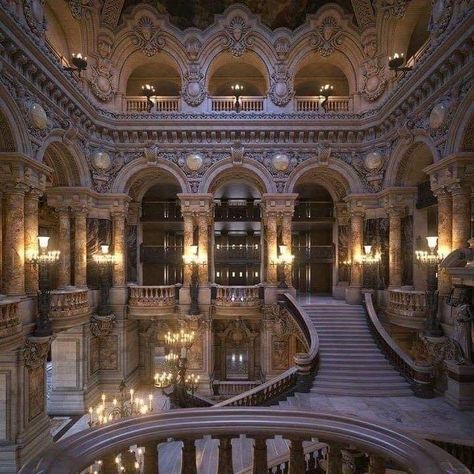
(198, 213), (209, 284)
(450, 183), (471, 250)
(350, 212), (364, 288)
(57, 207), (71, 288)
(388, 208), (402, 289)
(436, 188), (452, 295)
(282, 212), (293, 286)
(183, 212), (194, 286)
(265, 213), (278, 284)
(73, 208), (88, 287)
(24, 189), (41, 295)
(3, 185), (26, 295)
(0, 193), (2, 288)
(112, 212), (126, 287)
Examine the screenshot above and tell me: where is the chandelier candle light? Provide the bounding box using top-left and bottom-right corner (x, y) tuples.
(142, 83), (156, 112)
(183, 245), (206, 315)
(320, 83), (334, 112)
(26, 236), (60, 337)
(231, 83), (244, 112)
(388, 53), (412, 75)
(272, 245), (295, 289)
(93, 245), (116, 316)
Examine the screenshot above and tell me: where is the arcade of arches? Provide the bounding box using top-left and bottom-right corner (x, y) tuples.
(0, 1), (474, 473)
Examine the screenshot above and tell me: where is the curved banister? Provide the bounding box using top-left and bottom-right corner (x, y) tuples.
(20, 408), (470, 474)
(213, 293), (319, 407)
(364, 292), (434, 397)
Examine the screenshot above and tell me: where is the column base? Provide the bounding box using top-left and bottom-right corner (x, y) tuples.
(333, 282), (348, 300)
(345, 286), (362, 305)
(445, 360), (474, 410)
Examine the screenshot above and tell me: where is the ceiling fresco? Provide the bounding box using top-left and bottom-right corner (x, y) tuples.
(121, 0), (355, 30)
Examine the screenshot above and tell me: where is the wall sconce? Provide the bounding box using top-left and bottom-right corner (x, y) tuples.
(388, 53), (412, 75)
(231, 83), (244, 112)
(64, 53), (88, 76)
(142, 83), (156, 113)
(357, 244), (381, 265)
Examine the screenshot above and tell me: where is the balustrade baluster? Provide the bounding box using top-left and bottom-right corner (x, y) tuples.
(217, 436), (234, 474)
(253, 437), (268, 473)
(181, 439), (197, 474)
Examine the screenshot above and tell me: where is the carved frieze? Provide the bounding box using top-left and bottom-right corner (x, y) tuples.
(28, 365), (45, 420)
(90, 314), (116, 338)
(181, 65), (206, 107)
(89, 40), (115, 103)
(23, 0), (46, 37)
(429, 0), (454, 38)
(132, 16), (166, 56)
(222, 15), (253, 57)
(376, 0), (408, 18)
(311, 16), (344, 57)
(99, 335), (118, 369)
(269, 64), (294, 107)
(68, 0), (93, 20)
(23, 336), (52, 369)
(361, 32), (387, 102)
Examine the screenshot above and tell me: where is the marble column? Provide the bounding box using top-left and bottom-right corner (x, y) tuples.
(183, 212), (194, 286)
(198, 213), (209, 284)
(450, 183), (471, 250)
(288, 439), (305, 474)
(73, 208), (88, 288)
(265, 213), (278, 284)
(0, 193), (2, 289)
(3, 185), (26, 295)
(57, 207), (71, 288)
(350, 212), (364, 287)
(388, 208), (402, 289)
(282, 212), (293, 286)
(436, 188), (452, 295)
(252, 437), (267, 473)
(112, 212), (126, 287)
(24, 189), (41, 295)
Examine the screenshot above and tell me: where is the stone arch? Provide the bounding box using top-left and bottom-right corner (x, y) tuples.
(38, 135), (90, 187)
(199, 160), (276, 194)
(447, 89), (474, 153)
(0, 86), (31, 154)
(384, 135), (439, 187)
(112, 158), (190, 199)
(286, 159), (362, 200)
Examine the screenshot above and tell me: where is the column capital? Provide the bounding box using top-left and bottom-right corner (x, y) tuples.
(71, 205), (89, 216)
(432, 186), (451, 199)
(261, 193), (298, 214)
(424, 152), (474, 193)
(25, 187), (44, 200)
(3, 181), (30, 195)
(448, 181), (472, 196)
(23, 335), (53, 369)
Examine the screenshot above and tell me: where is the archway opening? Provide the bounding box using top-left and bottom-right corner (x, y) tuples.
(126, 62), (181, 96)
(208, 61), (267, 96)
(213, 179), (262, 286)
(294, 62), (349, 97)
(140, 178), (183, 285)
(292, 181), (335, 294)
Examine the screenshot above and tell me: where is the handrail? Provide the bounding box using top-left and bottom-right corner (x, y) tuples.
(364, 292), (434, 397)
(20, 408), (470, 474)
(214, 293), (319, 407)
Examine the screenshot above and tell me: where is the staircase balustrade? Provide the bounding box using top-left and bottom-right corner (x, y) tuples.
(0, 297), (22, 350)
(49, 288), (90, 330)
(387, 289), (427, 328)
(20, 408), (470, 473)
(364, 292), (434, 398)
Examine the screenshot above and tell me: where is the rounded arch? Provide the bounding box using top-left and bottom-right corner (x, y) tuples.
(206, 51), (270, 95)
(0, 85), (31, 154)
(199, 160), (276, 194)
(294, 60), (350, 96)
(286, 159), (363, 200)
(39, 137), (90, 187)
(384, 135), (440, 187)
(125, 61), (181, 96)
(447, 89), (474, 153)
(112, 158), (190, 198)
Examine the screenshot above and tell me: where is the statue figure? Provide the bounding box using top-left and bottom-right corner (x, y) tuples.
(452, 288), (474, 364)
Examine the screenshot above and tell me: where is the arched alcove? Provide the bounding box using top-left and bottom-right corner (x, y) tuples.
(126, 62), (181, 96)
(43, 142), (83, 187)
(295, 62), (350, 96)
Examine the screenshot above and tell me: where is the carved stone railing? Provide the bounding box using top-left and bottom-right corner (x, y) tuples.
(128, 284), (179, 319)
(364, 292), (434, 398)
(387, 288), (427, 329)
(209, 96), (265, 112)
(214, 285), (261, 307)
(123, 95), (180, 113)
(0, 297), (22, 350)
(49, 288), (90, 331)
(295, 96), (353, 112)
(20, 408), (470, 474)
(214, 293), (319, 407)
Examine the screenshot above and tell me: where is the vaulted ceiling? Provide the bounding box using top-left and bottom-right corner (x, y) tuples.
(120, 0), (355, 30)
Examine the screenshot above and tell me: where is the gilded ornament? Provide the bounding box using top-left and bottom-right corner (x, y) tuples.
(91, 151), (112, 171)
(272, 153), (290, 171)
(186, 153), (203, 171)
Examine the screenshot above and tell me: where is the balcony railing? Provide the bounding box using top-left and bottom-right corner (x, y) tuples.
(293, 201), (334, 220)
(49, 288), (90, 330)
(215, 245), (260, 261)
(214, 285), (261, 307)
(0, 297), (22, 350)
(140, 246), (184, 264)
(209, 96), (265, 112)
(21, 407), (470, 474)
(128, 284), (179, 319)
(295, 96), (353, 112)
(214, 204), (260, 221)
(387, 289), (427, 328)
(293, 245), (334, 261)
(141, 201), (182, 221)
(123, 96), (180, 113)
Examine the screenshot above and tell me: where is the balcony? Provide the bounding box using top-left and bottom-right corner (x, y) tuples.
(386, 289), (427, 329)
(293, 201), (334, 220)
(209, 95), (265, 112)
(140, 246), (183, 264)
(141, 201), (182, 221)
(292, 245), (334, 262)
(215, 245), (260, 262)
(214, 203), (260, 222)
(123, 96), (180, 113)
(49, 288), (90, 331)
(128, 285), (179, 319)
(213, 285), (262, 318)
(0, 297), (22, 351)
(295, 96), (352, 112)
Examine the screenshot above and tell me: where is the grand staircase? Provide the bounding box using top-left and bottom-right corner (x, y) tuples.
(300, 301), (412, 397)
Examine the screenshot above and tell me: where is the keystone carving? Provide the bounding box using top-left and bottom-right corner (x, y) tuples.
(223, 15), (253, 57)
(311, 16), (344, 57)
(132, 16), (166, 56)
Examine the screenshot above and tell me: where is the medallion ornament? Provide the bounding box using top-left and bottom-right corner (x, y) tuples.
(223, 16), (252, 57)
(132, 16), (166, 57)
(311, 16), (344, 57)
